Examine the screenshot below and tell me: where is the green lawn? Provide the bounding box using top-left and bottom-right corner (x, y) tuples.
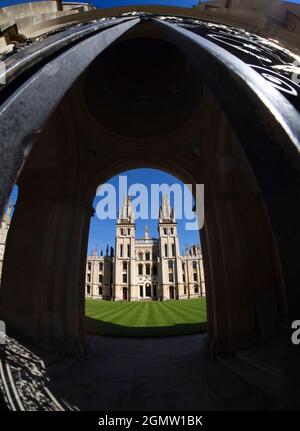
(85, 298), (207, 337)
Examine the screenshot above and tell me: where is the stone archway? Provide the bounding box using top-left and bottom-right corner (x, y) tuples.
(0, 66), (286, 354)
(0, 14), (299, 407)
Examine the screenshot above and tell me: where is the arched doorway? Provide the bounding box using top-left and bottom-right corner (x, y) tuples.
(0, 14), (299, 408)
(0, 22), (288, 353)
(145, 283), (152, 299)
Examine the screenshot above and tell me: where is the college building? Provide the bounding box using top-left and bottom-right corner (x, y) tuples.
(85, 196), (205, 301)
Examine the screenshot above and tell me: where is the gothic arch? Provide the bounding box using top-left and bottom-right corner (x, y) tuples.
(0, 14), (300, 406)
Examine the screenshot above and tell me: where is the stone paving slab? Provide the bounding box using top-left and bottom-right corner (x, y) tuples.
(0, 333), (278, 411)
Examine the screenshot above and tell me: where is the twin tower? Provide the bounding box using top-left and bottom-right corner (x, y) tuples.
(86, 196), (205, 301)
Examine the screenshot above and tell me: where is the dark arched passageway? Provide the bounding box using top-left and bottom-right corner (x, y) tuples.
(0, 14), (300, 409)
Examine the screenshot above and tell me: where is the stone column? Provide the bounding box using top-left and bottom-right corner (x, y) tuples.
(202, 191), (231, 354)
(0, 171), (92, 355)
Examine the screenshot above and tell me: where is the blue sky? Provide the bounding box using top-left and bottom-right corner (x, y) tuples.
(1, 0), (197, 7)
(1, 0), (300, 7)
(6, 169), (201, 257)
(88, 169), (201, 256)
(92, 0), (197, 6)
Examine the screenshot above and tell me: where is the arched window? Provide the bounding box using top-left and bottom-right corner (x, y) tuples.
(194, 284), (199, 293)
(192, 261), (197, 270)
(138, 252), (143, 260)
(87, 285), (90, 294)
(98, 285), (102, 295)
(168, 260), (173, 270)
(88, 262), (91, 270)
(123, 261), (127, 270)
(145, 252), (150, 261)
(99, 274), (103, 283)
(138, 264), (143, 275)
(99, 262), (103, 271)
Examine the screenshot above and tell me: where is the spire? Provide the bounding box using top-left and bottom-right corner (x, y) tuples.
(144, 223), (150, 239)
(159, 194), (175, 223)
(118, 195), (135, 223)
(93, 244), (98, 256)
(106, 244), (109, 256)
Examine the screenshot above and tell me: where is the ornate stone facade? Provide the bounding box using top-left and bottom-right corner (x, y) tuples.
(85, 197), (205, 301)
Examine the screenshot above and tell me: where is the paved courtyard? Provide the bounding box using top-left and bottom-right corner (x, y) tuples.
(0, 333), (277, 411)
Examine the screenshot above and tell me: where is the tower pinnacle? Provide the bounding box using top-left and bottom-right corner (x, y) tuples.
(144, 223), (150, 239)
(159, 195), (175, 223)
(118, 195), (135, 223)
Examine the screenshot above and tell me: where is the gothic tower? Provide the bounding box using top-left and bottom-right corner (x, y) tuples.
(114, 196), (136, 300)
(158, 195), (183, 299)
